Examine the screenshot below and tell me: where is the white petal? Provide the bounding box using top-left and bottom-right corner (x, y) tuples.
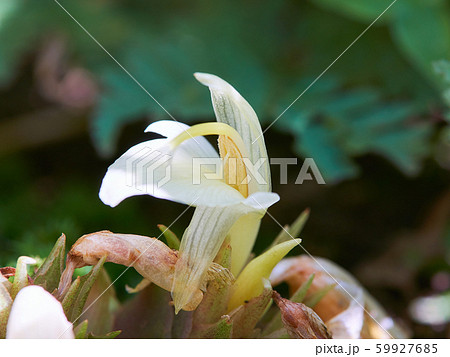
(145, 120), (219, 158)
(172, 203), (260, 312)
(195, 72), (271, 194)
(99, 136), (246, 208)
(326, 281), (364, 339)
(171, 191), (279, 311)
(145, 120), (190, 138)
(6, 286), (74, 339)
(268, 256), (299, 285)
(321, 257), (408, 338)
(243, 191), (280, 210)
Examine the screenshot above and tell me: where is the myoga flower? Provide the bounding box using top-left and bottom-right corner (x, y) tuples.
(6, 285), (74, 339)
(100, 73), (279, 312)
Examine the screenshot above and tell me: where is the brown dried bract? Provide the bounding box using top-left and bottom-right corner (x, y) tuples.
(57, 231), (204, 311)
(0, 267), (16, 279)
(0, 266), (33, 283)
(272, 291), (331, 339)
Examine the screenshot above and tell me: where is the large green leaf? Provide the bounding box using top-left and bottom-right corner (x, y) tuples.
(434, 60), (450, 111)
(281, 83), (432, 181)
(311, 0), (395, 23)
(391, 0), (450, 86)
(0, 0), (444, 180)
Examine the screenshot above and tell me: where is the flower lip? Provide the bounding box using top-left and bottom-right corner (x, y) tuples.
(100, 119), (277, 209)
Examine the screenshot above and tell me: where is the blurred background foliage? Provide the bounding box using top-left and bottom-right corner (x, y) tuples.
(0, 0), (449, 337)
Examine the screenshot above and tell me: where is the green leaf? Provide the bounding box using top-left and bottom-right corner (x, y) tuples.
(0, 0), (441, 182)
(284, 85), (432, 181)
(391, 0), (450, 86)
(87, 330), (121, 339)
(295, 120), (359, 181)
(62, 276), (83, 319)
(370, 124), (432, 175)
(74, 320), (89, 339)
(291, 274), (316, 303)
(33, 234), (66, 293)
(158, 224), (180, 250)
(190, 315), (233, 339)
(311, 0), (395, 23)
(434, 60), (450, 84)
(270, 209), (310, 248)
(263, 328), (290, 339)
(304, 283), (336, 308)
(73, 315), (122, 340)
(434, 60), (450, 108)
(77, 268), (120, 335)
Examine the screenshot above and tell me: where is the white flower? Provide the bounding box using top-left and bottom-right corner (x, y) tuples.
(100, 73), (279, 312)
(6, 285), (74, 339)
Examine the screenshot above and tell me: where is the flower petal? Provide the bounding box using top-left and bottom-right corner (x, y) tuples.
(6, 285), (74, 338)
(145, 120), (190, 138)
(171, 191), (280, 312)
(325, 281), (364, 339)
(242, 191), (280, 210)
(145, 120), (219, 158)
(172, 203), (259, 313)
(314, 257), (407, 338)
(194, 72), (271, 194)
(99, 137), (246, 208)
